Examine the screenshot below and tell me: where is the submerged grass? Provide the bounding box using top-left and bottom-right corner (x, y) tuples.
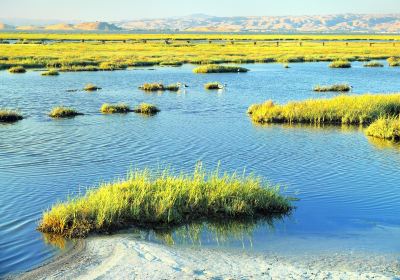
(8, 66), (26, 73)
(329, 60), (351, 68)
(0, 109), (23, 123)
(49, 107), (83, 118)
(133, 103), (160, 115)
(193, 65), (249, 73)
(100, 103), (130, 114)
(248, 94), (400, 125)
(313, 84), (351, 92)
(365, 117), (400, 141)
(37, 164), (292, 238)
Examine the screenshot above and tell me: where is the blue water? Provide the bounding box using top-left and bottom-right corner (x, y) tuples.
(1, 61), (400, 276)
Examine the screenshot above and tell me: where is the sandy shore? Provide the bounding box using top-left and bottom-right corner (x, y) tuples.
(14, 234), (399, 280)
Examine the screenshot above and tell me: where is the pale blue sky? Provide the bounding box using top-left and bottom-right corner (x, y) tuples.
(1, 0), (399, 21)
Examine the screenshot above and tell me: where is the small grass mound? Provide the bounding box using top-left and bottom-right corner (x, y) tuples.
(8, 66), (26, 73)
(193, 65), (249, 74)
(49, 107), (83, 118)
(248, 94), (400, 125)
(164, 83), (180, 91)
(37, 163), (293, 238)
(138, 83), (180, 92)
(133, 103), (160, 115)
(366, 117), (400, 141)
(313, 84), (351, 92)
(329, 60), (351, 68)
(205, 82), (224, 90)
(387, 57), (400, 67)
(84, 83), (101, 91)
(100, 103), (130, 114)
(159, 61), (183, 67)
(0, 109), (23, 123)
(363, 61), (384, 67)
(41, 70), (60, 76)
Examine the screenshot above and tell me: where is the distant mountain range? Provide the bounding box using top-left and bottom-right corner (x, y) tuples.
(1, 14), (400, 33)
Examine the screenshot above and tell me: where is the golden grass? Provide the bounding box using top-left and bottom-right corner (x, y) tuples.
(363, 61), (384, 67)
(37, 163), (292, 238)
(0, 109), (23, 122)
(193, 65), (249, 73)
(313, 84), (351, 92)
(41, 69), (59, 76)
(248, 94), (400, 125)
(387, 57), (400, 67)
(138, 83), (180, 92)
(329, 60), (351, 68)
(49, 107), (83, 118)
(100, 103), (130, 114)
(365, 117), (400, 141)
(133, 103), (160, 115)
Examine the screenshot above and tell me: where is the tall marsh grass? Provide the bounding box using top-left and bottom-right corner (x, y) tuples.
(365, 117), (400, 141)
(248, 94), (400, 125)
(37, 164), (292, 237)
(49, 107), (83, 118)
(100, 103), (130, 114)
(133, 103), (160, 115)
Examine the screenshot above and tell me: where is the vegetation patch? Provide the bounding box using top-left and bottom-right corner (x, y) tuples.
(0, 109), (23, 123)
(133, 103), (160, 115)
(329, 60), (351, 68)
(159, 61), (183, 67)
(41, 69), (59, 76)
(365, 117), (400, 141)
(49, 107), (83, 118)
(164, 83), (180, 91)
(100, 103), (130, 114)
(313, 84), (351, 92)
(387, 57), (400, 67)
(37, 164), (293, 238)
(248, 94), (400, 125)
(205, 82), (224, 90)
(84, 83), (102, 91)
(8, 66), (26, 73)
(193, 65), (249, 73)
(138, 83), (180, 92)
(363, 61), (384, 67)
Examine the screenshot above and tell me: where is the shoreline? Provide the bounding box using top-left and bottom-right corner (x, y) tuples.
(11, 234), (399, 280)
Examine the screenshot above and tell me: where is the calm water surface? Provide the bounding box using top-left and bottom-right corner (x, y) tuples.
(1, 61), (400, 276)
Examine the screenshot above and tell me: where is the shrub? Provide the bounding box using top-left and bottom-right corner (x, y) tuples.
(49, 107), (83, 118)
(329, 60), (351, 68)
(193, 65), (249, 73)
(8, 66), (26, 73)
(100, 103), (130, 114)
(133, 103), (160, 115)
(0, 109), (23, 123)
(37, 163), (293, 238)
(313, 84), (351, 92)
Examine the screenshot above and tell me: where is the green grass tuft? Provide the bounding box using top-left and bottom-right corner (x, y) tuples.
(37, 163), (293, 238)
(8, 66), (26, 73)
(193, 65), (249, 74)
(100, 103), (131, 114)
(365, 117), (400, 141)
(41, 70), (60, 76)
(0, 109), (23, 123)
(313, 84), (351, 92)
(249, 94), (400, 125)
(329, 60), (351, 68)
(133, 103), (160, 115)
(49, 107), (83, 118)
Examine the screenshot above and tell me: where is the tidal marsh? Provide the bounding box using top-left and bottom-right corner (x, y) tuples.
(100, 103), (131, 114)
(365, 117), (400, 141)
(49, 107), (83, 118)
(133, 103), (160, 115)
(0, 109), (23, 123)
(313, 84), (351, 92)
(37, 164), (292, 238)
(248, 94), (400, 125)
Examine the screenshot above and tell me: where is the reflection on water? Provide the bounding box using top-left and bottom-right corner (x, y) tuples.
(368, 136), (400, 151)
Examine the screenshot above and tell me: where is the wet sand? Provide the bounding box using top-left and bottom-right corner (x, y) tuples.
(13, 234), (399, 280)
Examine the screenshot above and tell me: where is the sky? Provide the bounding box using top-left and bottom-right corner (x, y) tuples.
(1, 0), (399, 22)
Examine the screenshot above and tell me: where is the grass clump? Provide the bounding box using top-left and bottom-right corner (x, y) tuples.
(205, 82), (224, 90)
(133, 103), (160, 115)
(37, 163), (293, 238)
(193, 65), (249, 74)
(8, 66), (26, 73)
(84, 83), (101, 91)
(329, 60), (351, 68)
(363, 61), (384, 67)
(0, 109), (23, 123)
(159, 61), (183, 67)
(313, 84), (351, 92)
(138, 83), (180, 92)
(41, 69), (59, 76)
(365, 117), (400, 141)
(387, 57), (400, 67)
(49, 107), (83, 118)
(164, 83), (180, 91)
(100, 103), (130, 114)
(248, 94), (400, 125)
